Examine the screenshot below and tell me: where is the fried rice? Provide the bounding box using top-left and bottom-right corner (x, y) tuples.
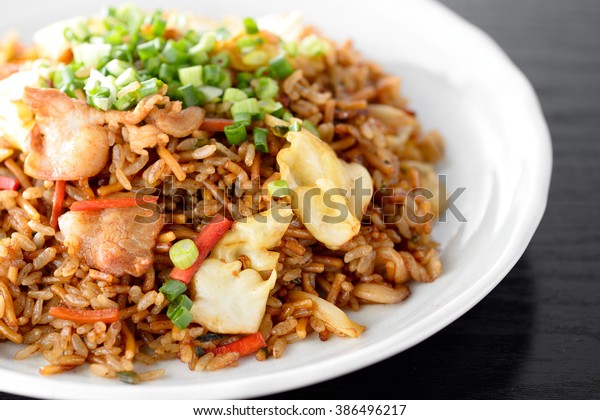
(0, 7), (444, 381)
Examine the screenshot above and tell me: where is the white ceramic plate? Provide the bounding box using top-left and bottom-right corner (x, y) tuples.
(0, 0), (551, 399)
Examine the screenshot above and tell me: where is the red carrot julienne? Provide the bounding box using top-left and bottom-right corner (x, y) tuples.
(70, 196), (158, 211)
(169, 214), (233, 284)
(0, 175), (19, 191)
(49, 307), (119, 323)
(50, 180), (66, 230)
(199, 118), (234, 132)
(210, 332), (266, 357)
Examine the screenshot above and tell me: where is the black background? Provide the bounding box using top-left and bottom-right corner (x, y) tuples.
(2, 0), (599, 400)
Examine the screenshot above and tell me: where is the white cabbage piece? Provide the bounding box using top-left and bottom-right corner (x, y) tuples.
(32, 17), (82, 62)
(190, 207), (293, 334)
(0, 70), (40, 151)
(277, 129), (373, 250)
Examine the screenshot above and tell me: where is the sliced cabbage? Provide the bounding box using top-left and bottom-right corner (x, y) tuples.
(276, 128), (373, 250)
(288, 290), (365, 338)
(32, 17), (82, 62)
(189, 206), (292, 334)
(0, 70), (40, 151)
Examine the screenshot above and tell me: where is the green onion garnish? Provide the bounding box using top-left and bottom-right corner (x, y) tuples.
(196, 32), (216, 53)
(288, 121), (301, 132)
(282, 111), (293, 122)
(243, 17), (259, 35)
(253, 127), (269, 152)
(178, 84), (204, 107)
(159, 279), (187, 302)
(105, 59), (130, 77)
(231, 97), (260, 116)
(169, 239), (200, 270)
(233, 112), (252, 127)
(137, 39), (161, 61)
(162, 40), (189, 64)
(115, 68), (139, 88)
(198, 85), (223, 103)
(178, 65), (204, 87)
(223, 87), (248, 103)
(211, 52), (231, 68)
(267, 179), (289, 197)
(166, 294), (194, 330)
(258, 99), (283, 115)
(139, 78), (162, 97)
(224, 122), (248, 145)
(158, 63), (176, 83)
(166, 294), (193, 319)
(272, 125), (289, 137)
(114, 91), (139, 111)
(242, 50), (269, 67)
(255, 77), (279, 100)
(203, 64), (225, 86)
(299, 34), (327, 57)
(268, 55), (294, 80)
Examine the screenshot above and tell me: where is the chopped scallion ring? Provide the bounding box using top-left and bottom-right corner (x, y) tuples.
(224, 122), (248, 145)
(159, 279), (187, 302)
(253, 127), (269, 152)
(243, 17), (259, 35)
(169, 239), (200, 270)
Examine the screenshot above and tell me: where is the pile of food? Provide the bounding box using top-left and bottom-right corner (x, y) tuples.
(0, 6), (444, 382)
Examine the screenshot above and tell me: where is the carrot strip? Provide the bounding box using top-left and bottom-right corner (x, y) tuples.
(49, 307), (119, 323)
(0, 175), (19, 191)
(70, 196), (158, 212)
(169, 214), (232, 284)
(199, 118), (234, 132)
(50, 180), (66, 230)
(210, 332), (266, 357)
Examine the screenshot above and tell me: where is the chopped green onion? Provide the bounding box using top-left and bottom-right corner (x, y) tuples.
(105, 59), (130, 77)
(167, 294), (193, 319)
(224, 122), (248, 145)
(268, 55), (294, 79)
(203, 64), (225, 86)
(222, 87), (248, 103)
(255, 77), (279, 100)
(111, 45), (133, 63)
(52, 66), (75, 90)
(242, 50), (269, 67)
(198, 86), (223, 103)
(162, 40), (189, 64)
(139, 78), (163, 97)
(158, 63), (176, 82)
(303, 120), (320, 136)
(196, 32), (216, 53)
(115, 67), (139, 88)
(190, 50), (209, 66)
(63, 20), (90, 43)
(267, 179), (289, 197)
(150, 12), (167, 37)
(272, 125), (289, 137)
(243, 17), (259, 35)
(284, 41), (298, 57)
(166, 294), (193, 330)
(169, 239), (199, 270)
(73, 43), (112, 68)
(288, 121), (302, 132)
(254, 66), (270, 78)
(159, 279), (188, 302)
(210, 52), (231, 67)
(114, 91), (139, 111)
(231, 97), (260, 116)
(299, 34), (327, 57)
(236, 72), (253, 88)
(143, 57), (162, 77)
(170, 306), (193, 330)
(136, 39), (161, 61)
(178, 84), (204, 107)
(236, 36), (262, 52)
(253, 127), (269, 152)
(218, 72), (232, 90)
(282, 111), (293, 122)
(252, 111), (265, 121)
(178, 65), (204, 87)
(116, 371), (141, 385)
(258, 99), (283, 115)
(233, 112), (252, 127)
(167, 80), (183, 101)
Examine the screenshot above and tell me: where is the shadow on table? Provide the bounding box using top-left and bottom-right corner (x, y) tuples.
(268, 255), (536, 400)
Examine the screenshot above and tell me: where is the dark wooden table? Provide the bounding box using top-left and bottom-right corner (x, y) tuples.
(2, 0), (599, 400)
